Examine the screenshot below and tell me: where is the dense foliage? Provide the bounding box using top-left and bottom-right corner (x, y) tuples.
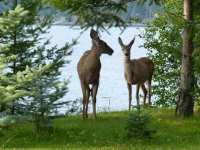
(44, 0), (134, 30)
(0, 4), (52, 111)
(143, 0), (200, 107)
(143, 0), (182, 106)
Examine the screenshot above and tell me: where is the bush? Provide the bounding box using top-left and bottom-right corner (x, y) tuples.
(125, 110), (156, 139)
(34, 115), (53, 134)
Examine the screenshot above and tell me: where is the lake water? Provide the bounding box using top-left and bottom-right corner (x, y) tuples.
(48, 26), (147, 113)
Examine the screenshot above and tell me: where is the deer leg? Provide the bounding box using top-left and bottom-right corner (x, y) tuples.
(141, 84), (147, 105)
(85, 85), (90, 118)
(136, 84), (140, 108)
(147, 80), (152, 105)
(80, 81), (86, 119)
(91, 81), (99, 119)
(127, 83), (132, 111)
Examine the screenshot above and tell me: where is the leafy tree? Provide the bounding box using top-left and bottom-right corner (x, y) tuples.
(143, 0), (196, 117)
(135, 0), (197, 116)
(143, 0), (183, 106)
(143, 0), (200, 115)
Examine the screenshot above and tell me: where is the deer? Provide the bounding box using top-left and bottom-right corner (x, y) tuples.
(118, 37), (154, 110)
(77, 29), (114, 119)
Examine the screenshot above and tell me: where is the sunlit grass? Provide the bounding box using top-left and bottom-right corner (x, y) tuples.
(1, 108), (200, 150)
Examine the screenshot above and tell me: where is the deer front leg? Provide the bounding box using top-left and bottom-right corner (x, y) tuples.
(127, 83), (132, 111)
(136, 84), (140, 109)
(92, 81), (99, 119)
(141, 84), (147, 105)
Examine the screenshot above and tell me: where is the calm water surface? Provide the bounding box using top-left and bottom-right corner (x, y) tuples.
(48, 26), (147, 113)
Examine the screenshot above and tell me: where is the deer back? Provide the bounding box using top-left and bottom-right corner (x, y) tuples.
(77, 50), (101, 84)
(125, 57), (154, 84)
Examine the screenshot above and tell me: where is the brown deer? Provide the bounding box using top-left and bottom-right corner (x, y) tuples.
(77, 29), (114, 119)
(118, 37), (154, 110)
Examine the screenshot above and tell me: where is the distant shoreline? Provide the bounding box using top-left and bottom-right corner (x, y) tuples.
(52, 23), (146, 28)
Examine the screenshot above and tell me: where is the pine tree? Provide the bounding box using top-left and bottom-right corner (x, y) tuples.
(0, 4), (53, 113)
(0, 0), (74, 131)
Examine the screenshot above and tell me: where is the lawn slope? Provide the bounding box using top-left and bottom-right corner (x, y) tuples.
(1, 108), (200, 150)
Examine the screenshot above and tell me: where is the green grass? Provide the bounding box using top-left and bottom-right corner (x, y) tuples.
(1, 108), (200, 150)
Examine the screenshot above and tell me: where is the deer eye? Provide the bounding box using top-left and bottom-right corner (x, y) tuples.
(102, 42), (107, 48)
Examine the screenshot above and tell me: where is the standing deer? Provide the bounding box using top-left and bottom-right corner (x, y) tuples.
(118, 37), (154, 110)
(77, 29), (114, 119)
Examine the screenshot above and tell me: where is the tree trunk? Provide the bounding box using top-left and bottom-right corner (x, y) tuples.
(11, 0), (18, 115)
(176, 0), (194, 117)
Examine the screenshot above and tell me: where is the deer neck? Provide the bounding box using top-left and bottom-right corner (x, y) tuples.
(124, 55), (131, 64)
(124, 55), (134, 72)
(91, 46), (101, 58)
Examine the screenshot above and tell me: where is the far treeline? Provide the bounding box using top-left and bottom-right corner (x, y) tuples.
(0, 0), (199, 132)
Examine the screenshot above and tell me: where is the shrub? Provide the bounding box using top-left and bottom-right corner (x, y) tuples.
(125, 110), (156, 139)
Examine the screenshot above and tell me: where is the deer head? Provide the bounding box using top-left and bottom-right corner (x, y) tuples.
(90, 29), (114, 55)
(118, 37), (135, 57)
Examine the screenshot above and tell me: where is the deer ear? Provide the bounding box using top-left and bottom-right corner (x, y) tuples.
(90, 29), (99, 40)
(128, 37), (135, 48)
(118, 37), (124, 47)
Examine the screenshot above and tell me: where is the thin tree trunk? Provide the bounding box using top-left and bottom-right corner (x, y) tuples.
(11, 0), (18, 115)
(176, 0), (194, 117)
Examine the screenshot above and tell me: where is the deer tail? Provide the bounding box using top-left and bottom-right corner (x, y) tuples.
(89, 87), (92, 96)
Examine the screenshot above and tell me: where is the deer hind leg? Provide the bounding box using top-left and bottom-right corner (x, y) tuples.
(141, 84), (147, 105)
(147, 80), (152, 105)
(136, 84), (140, 109)
(127, 83), (132, 111)
(91, 81), (99, 119)
(85, 85), (90, 118)
(80, 81), (87, 119)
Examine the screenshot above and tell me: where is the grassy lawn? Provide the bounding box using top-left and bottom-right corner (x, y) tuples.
(1, 108), (200, 150)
